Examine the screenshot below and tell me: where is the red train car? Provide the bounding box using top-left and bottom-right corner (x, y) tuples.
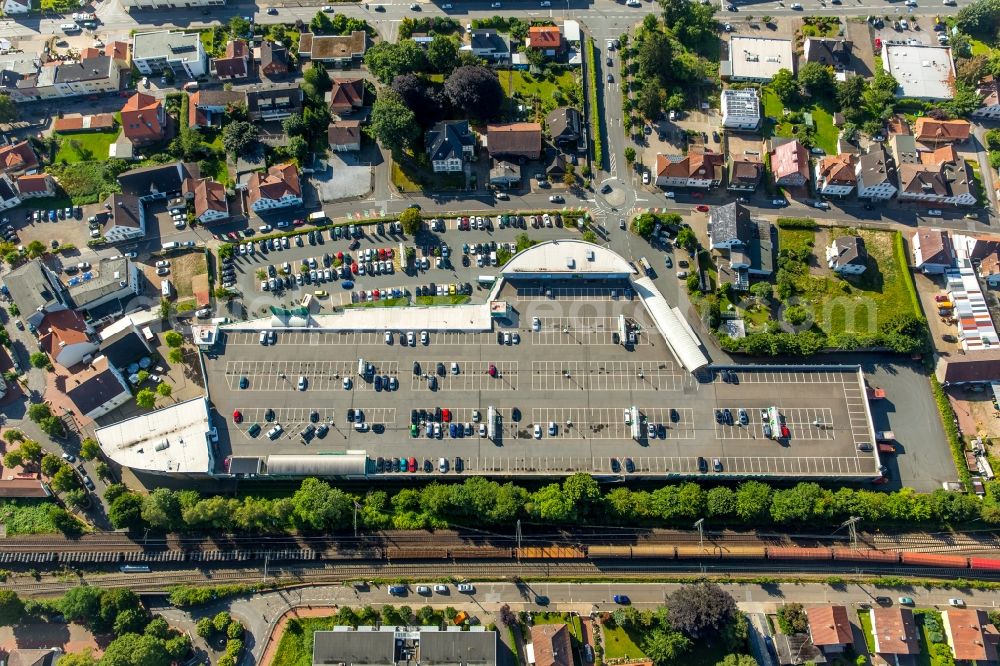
(900, 552), (969, 568)
(969, 557), (1000, 571)
(832, 548), (901, 563)
(767, 546), (834, 560)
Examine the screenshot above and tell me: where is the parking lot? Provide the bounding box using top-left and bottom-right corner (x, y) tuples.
(203, 282), (881, 480)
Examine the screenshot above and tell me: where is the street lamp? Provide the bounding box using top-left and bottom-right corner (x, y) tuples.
(694, 518), (705, 550)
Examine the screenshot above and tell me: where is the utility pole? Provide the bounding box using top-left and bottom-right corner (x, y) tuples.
(353, 501), (361, 538)
(516, 519), (522, 561)
(838, 516), (861, 549)
(694, 518), (705, 550)
(264, 551), (269, 582)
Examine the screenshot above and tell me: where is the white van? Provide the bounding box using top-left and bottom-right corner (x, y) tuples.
(162, 241), (179, 251)
(60, 23), (81, 33)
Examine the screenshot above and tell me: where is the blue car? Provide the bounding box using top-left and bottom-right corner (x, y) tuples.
(449, 423), (458, 438)
(48, 210), (57, 222)
(374, 375), (383, 392)
(342, 280), (354, 289)
(613, 595), (630, 605)
(239, 376), (249, 389)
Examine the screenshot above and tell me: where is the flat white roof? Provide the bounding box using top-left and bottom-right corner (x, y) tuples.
(881, 44), (955, 100)
(224, 303), (493, 333)
(95, 397), (212, 474)
(501, 239), (635, 276)
(633, 276), (710, 373)
(728, 36), (794, 81)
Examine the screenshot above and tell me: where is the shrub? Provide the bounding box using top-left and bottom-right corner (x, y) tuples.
(776, 217), (818, 230)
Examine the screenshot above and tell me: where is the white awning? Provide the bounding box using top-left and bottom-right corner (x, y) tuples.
(264, 454), (368, 477)
(632, 276), (709, 374)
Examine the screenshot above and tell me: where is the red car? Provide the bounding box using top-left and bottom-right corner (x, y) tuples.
(872, 475), (889, 485)
(935, 295), (948, 302)
(691, 191), (704, 199)
(696, 205), (710, 212)
(442, 408), (451, 423)
(488, 364), (497, 377)
(233, 410), (242, 424)
(352, 262), (359, 274)
(373, 289), (380, 300)
(378, 248), (386, 259)
(292, 218), (305, 226)
(780, 424), (790, 439)
(408, 456), (417, 472)
(227, 231), (239, 241)
(336, 251), (344, 261)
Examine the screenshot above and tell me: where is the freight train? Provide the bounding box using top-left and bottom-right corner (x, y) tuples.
(5, 544), (1000, 572)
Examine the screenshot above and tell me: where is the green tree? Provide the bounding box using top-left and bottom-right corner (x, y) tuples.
(631, 214), (655, 239)
(26, 240), (46, 259)
(735, 481), (772, 521)
(144, 618), (170, 640)
(59, 586), (103, 624)
(169, 348), (185, 364)
(624, 147), (636, 163)
(282, 114), (306, 137)
(80, 438), (101, 461)
(213, 611), (232, 632)
(18, 439), (41, 462)
(676, 226), (698, 253)
(776, 603), (809, 634)
(228, 16), (251, 38)
(56, 651), (96, 666)
(141, 488), (181, 530)
(2, 450), (23, 469)
(29, 352), (50, 369)
(98, 632), (171, 666)
(303, 62), (333, 96)
(222, 121), (259, 157)
(39, 416), (65, 438)
(0, 95), (18, 124)
(716, 655), (757, 666)
(642, 629), (691, 664)
(955, 0), (1000, 41)
(286, 136), (310, 164)
(156, 383), (173, 398)
(51, 465), (80, 493)
(364, 41), (427, 84)
(368, 88), (419, 153)
(797, 62), (835, 97)
(195, 618), (213, 638)
(27, 403), (52, 424)
(135, 389), (157, 410)
(947, 82), (985, 117)
(95, 462), (112, 483)
(309, 10), (336, 34)
(113, 609), (147, 637)
(164, 331), (184, 348)
(705, 486), (736, 517)
(41, 453), (62, 477)
(290, 478), (352, 530)
(0, 590), (24, 626)
(399, 207), (423, 236)
(666, 583), (738, 639)
(108, 492), (145, 530)
(427, 35), (460, 74)
(770, 68), (799, 104)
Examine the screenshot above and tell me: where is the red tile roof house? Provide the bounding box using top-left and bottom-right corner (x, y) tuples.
(120, 92), (166, 146)
(183, 176), (229, 224)
(328, 120), (362, 152)
(943, 610), (1000, 664)
(38, 310), (97, 368)
(212, 39), (251, 80)
(15, 174), (56, 200)
(0, 141), (40, 176)
(326, 78), (365, 117)
(914, 118), (971, 144)
(530, 624), (573, 666)
(870, 607), (920, 663)
(912, 228), (954, 274)
(527, 26), (565, 57)
(247, 163), (302, 213)
(806, 606), (854, 656)
(654, 151), (724, 189)
(486, 122), (543, 160)
(771, 139), (810, 188)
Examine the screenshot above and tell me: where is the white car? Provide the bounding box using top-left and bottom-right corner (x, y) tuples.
(417, 585), (431, 595)
(665, 191), (676, 198)
(534, 424), (542, 439)
(385, 331), (393, 344)
(479, 423), (487, 437)
(926, 209), (942, 216)
(343, 377), (352, 390)
(642, 172), (650, 185)
(623, 409), (632, 425)
(948, 598), (965, 607)
(155, 260), (170, 268)
(322, 4), (335, 10)
(420, 330), (429, 345)
(790, 2), (802, 8)
(156, 267), (170, 276)
(297, 375), (307, 391)
(532, 317), (541, 332)
(434, 584), (448, 593)
(407, 331), (415, 346)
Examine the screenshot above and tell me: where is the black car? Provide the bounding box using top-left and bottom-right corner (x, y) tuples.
(310, 410), (319, 423)
(463, 282), (472, 294)
(462, 256), (470, 267)
(656, 424), (666, 439)
(720, 369), (730, 383)
(301, 423), (316, 443)
(265, 408), (275, 422)
(347, 408), (355, 422)
(497, 331), (504, 345)
(419, 409), (429, 422)
(723, 409), (733, 425)
(625, 458), (635, 473)
(698, 456), (708, 473)
(391, 457), (400, 471)
(376, 457), (385, 473)
(316, 423), (329, 439)
(413, 361), (421, 375)
(535, 595), (550, 606)
(424, 459), (432, 472)
(730, 371), (739, 385)
(382, 375), (390, 391)
(374, 375), (383, 391)
(875, 596), (892, 606)
(715, 410), (724, 424)
(611, 458), (621, 473)
(511, 407), (521, 421)
(434, 407), (442, 422)
(437, 362), (446, 376)
(411, 409), (419, 424)
(670, 408), (679, 423)
(455, 457), (463, 472)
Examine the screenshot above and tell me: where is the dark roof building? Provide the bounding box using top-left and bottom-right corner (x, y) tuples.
(803, 38), (850, 68)
(2, 260), (68, 327)
(709, 202), (755, 247)
(117, 162), (198, 201)
(259, 40), (290, 77)
(426, 121), (477, 164)
(728, 157), (763, 191)
(53, 56), (115, 85)
(64, 356), (131, 420)
(246, 84), (303, 121)
(486, 123), (542, 160)
(99, 326), (153, 369)
(312, 627), (496, 666)
(546, 106), (582, 148)
(937, 349), (1000, 385)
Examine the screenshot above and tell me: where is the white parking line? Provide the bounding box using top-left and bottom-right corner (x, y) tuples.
(409, 361), (518, 392)
(530, 361), (680, 391)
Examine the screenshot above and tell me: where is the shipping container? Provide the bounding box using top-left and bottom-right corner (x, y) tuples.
(832, 548), (900, 563)
(517, 546), (586, 559)
(676, 545), (722, 559)
(587, 545), (633, 558)
(630, 544), (677, 558)
(969, 557), (1000, 571)
(900, 552), (968, 568)
(767, 546), (833, 560)
(719, 545), (767, 559)
(451, 547), (514, 559)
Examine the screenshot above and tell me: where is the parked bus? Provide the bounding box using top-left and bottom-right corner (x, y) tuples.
(487, 406), (497, 441)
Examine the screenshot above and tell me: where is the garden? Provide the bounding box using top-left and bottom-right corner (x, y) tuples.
(761, 88), (838, 156)
(53, 127), (120, 164)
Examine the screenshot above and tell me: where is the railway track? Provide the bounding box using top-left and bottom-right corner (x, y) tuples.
(3, 560), (990, 596)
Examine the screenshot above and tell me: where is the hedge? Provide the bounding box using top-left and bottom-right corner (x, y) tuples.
(585, 37), (603, 167)
(930, 374), (971, 487)
(166, 583), (266, 608)
(893, 231), (923, 318)
(776, 217), (818, 230)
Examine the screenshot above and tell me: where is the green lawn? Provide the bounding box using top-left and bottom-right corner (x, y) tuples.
(856, 609), (876, 653)
(968, 36), (992, 56)
(500, 70), (579, 105)
(391, 160), (465, 193)
(0, 500), (61, 535)
(915, 611), (952, 666)
(344, 296), (408, 309)
(415, 295), (470, 306)
(54, 130), (119, 163)
(777, 228), (814, 255)
(762, 89), (839, 156)
(271, 617), (337, 666)
(601, 625), (645, 661)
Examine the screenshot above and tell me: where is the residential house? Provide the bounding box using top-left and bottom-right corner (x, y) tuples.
(0, 141), (39, 176)
(803, 38), (850, 71)
(247, 163), (302, 212)
(721, 89), (761, 130)
(327, 120), (362, 152)
(912, 229), (954, 274)
(490, 160), (521, 188)
(99, 324), (153, 370)
(870, 608), (920, 662)
(66, 257), (141, 316)
(942, 610), (1000, 663)
(806, 606), (853, 656)
(213, 39), (251, 80)
(38, 310), (97, 368)
(101, 193), (146, 243)
(53, 113), (117, 133)
(121, 0), (224, 10)
(486, 123), (542, 160)
(65, 356), (132, 420)
(131, 31), (208, 78)
(245, 84), (302, 122)
(771, 139), (810, 187)
(898, 146), (976, 206)
(121, 92), (166, 146)
(914, 118), (971, 144)
(980, 252), (1000, 288)
(0, 175), (18, 212)
(118, 162), (198, 202)
(544, 151), (572, 181)
(463, 29), (509, 61)
(326, 78), (365, 117)
(546, 106), (582, 149)
(709, 203), (775, 291)
(2, 260), (70, 328)
(815, 153), (857, 196)
(182, 177), (229, 224)
(51, 55), (122, 98)
(728, 157), (762, 192)
(654, 151), (724, 189)
(426, 121), (476, 173)
(856, 148), (898, 201)
(973, 76), (1000, 120)
(259, 40), (291, 78)
(530, 624), (573, 666)
(826, 235), (868, 275)
(890, 133), (920, 166)
(188, 89), (245, 130)
(298, 31), (367, 66)
(722, 36), (794, 82)
(527, 26), (564, 57)
(1, 0), (30, 14)
(1, 649), (63, 666)
(15, 174), (56, 200)
(103, 41), (131, 70)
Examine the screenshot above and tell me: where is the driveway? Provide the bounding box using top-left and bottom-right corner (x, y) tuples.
(313, 150), (375, 203)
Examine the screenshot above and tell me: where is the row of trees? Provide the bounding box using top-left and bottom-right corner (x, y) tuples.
(102, 474), (998, 534)
(0, 587), (191, 666)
